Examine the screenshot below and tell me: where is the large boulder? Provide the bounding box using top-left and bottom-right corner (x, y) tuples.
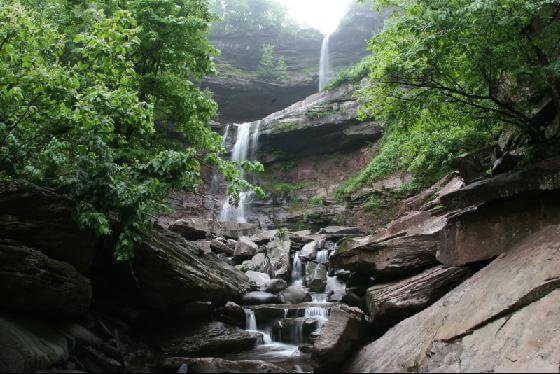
(279, 285), (311, 304)
(245, 271), (271, 291)
(346, 225), (560, 372)
(0, 180), (96, 274)
(305, 262), (328, 293)
(330, 234), (439, 280)
(239, 252), (271, 274)
(240, 291), (283, 305)
(159, 357), (287, 373)
(299, 239), (324, 260)
(311, 305), (367, 372)
(266, 231), (291, 279)
(265, 278), (288, 294)
(210, 239), (234, 256)
(0, 239), (91, 317)
(169, 218), (258, 240)
(366, 265), (471, 330)
(233, 237), (259, 262)
(216, 302), (246, 328)
(318, 226), (364, 240)
(249, 230), (279, 245)
(132, 227), (252, 308)
(163, 322), (260, 356)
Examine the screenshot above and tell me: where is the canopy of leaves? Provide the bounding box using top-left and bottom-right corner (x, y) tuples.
(341, 0), (560, 195)
(0, 0), (263, 260)
(256, 44), (287, 81)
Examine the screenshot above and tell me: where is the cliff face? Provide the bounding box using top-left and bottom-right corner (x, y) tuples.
(202, 3), (390, 123)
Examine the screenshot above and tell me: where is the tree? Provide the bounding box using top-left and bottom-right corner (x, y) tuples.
(360, 0), (560, 145)
(275, 55), (287, 80)
(0, 0), (263, 260)
(257, 43), (277, 80)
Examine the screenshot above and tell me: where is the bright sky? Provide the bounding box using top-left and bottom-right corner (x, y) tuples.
(278, 0), (354, 34)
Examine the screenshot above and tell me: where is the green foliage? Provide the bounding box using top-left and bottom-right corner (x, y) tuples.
(308, 196), (325, 207)
(264, 182), (308, 194)
(363, 196), (379, 212)
(326, 58), (371, 90)
(0, 0), (262, 260)
(256, 44), (287, 81)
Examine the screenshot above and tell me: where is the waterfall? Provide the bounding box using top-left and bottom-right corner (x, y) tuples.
(291, 253), (303, 286)
(219, 122), (260, 223)
(319, 34), (332, 91)
(316, 250), (329, 264)
(245, 309), (257, 331)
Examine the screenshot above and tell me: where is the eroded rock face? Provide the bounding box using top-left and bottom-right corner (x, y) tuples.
(132, 227), (252, 308)
(0, 240), (91, 317)
(311, 305), (367, 372)
(346, 225), (560, 373)
(233, 237), (259, 262)
(169, 218), (258, 240)
(331, 234), (439, 280)
(245, 271), (271, 291)
(266, 232), (291, 279)
(216, 302), (246, 328)
(159, 357), (287, 373)
(239, 253), (271, 274)
(0, 180), (97, 274)
(163, 322), (260, 356)
(366, 265), (471, 330)
(305, 262), (328, 293)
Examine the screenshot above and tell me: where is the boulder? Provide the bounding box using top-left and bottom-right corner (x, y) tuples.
(330, 234), (439, 280)
(305, 262), (328, 293)
(249, 230), (279, 245)
(279, 285), (312, 304)
(440, 156), (560, 210)
(163, 322), (259, 356)
(346, 225), (560, 372)
(132, 227), (252, 308)
(239, 253), (271, 274)
(366, 266), (471, 330)
(265, 279), (288, 294)
(0, 239), (91, 317)
(245, 271), (271, 290)
(240, 291), (283, 305)
(233, 237), (259, 262)
(210, 239), (234, 256)
(311, 305), (367, 372)
(159, 357), (287, 373)
(0, 180), (97, 274)
(299, 239), (324, 260)
(266, 232), (291, 279)
(178, 302), (214, 321)
(438, 190), (560, 265)
(169, 218), (258, 240)
(216, 302), (246, 328)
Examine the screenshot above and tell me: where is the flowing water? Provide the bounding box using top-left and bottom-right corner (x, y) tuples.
(219, 122), (260, 223)
(319, 34), (333, 91)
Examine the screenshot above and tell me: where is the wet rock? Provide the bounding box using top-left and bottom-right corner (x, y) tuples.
(341, 291), (365, 310)
(249, 230), (279, 245)
(311, 305), (367, 372)
(132, 227), (252, 308)
(266, 231), (291, 279)
(0, 180), (97, 274)
(240, 291), (283, 305)
(366, 266), (471, 330)
(252, 307), (287, 324)
(271, 318), (318, 344)
(216, 302), (246, 328)
(178, 301), (214, 321)
(346, 226), (560, 372)
(331, 234), (438, 280)
(159, 357), (287, 373)
(163, 322), (259, 356)
(233, 237), (259, 262)
(245, 271), (271, 290)
(0, 240), (91, 317)
(210, 239), (234, 256)
(334, 269), (351, 282)
(265, 279), (288, 294)
(299, 239), (325, 261)
(169, 218), (258, 240)
(279, 285), (312, 304)
(239, 253), (271, 274)
(305, 262), (328, 293)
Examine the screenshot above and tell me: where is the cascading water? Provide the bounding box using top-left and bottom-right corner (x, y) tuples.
(316, 250), (329, 264)
(219, 122), (260, 223)
(319, 34), (332, 91)
(291, 253), (304, 286)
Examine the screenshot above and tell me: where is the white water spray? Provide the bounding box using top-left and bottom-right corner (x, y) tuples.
(319, 34), (332, 91)
(291, 253), (304, 286)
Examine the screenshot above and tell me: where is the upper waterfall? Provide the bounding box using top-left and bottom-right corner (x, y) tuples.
(319, 34), (332, 91)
